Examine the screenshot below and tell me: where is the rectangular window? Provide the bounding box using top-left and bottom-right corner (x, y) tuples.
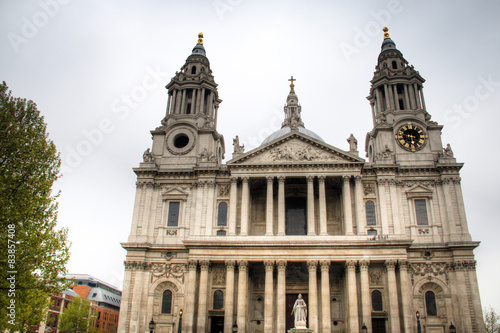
(415, 199), (429, 225)
(167, 202), (180, 227)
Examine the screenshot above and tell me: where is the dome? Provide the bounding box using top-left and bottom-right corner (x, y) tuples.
(261, 127), (324, 146)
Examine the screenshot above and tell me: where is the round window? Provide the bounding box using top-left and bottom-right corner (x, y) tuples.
(174, 134), (189, 148)
(166, 127), (196, 155)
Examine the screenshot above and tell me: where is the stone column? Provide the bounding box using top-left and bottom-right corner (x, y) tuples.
(224, 260), (236, 333)
(264, 260), (275, 332)
(205, 182), (215, 236)
(240, 177), (249, 236)
(403, 84), (410, 110)
(454, 178), (471, 237)
(454, 261), (472, 331)
(346, 260), (359, 332)
(200, 87), (205, 114)
(192, 181), (205, 235)
(420, 87), (427, 110)
(237, 260), (248, 333)
(191, 88), (197, 114)
(308, 260), (318, 332)
(318, 176), (328, 235)
(278, 176), (286, 235)
(414, 84), (422, 109)
(172, 90), (178, 114)
(307, 175), (316, 235)
(355, 176), (366, 235)
(388, 180), (402, 235)
(385, 260), (401, 332)
(399, 260), (413, 333)
(408, 84), (417, 109)
(208, 91), (213, 117)
(184, 260), (198, 332)
(166, 92), (172, 115)
(196, 260), (210, 332)
(442, 178), (459, 237)
(377, 179), (390, 235)
(229, 177), (238, 236)
(180, 89), (187, 114)
(384, 84), (392, 109)
(343, 175), (354, 235)
(277, 260), (287, 333)
(320, 260), (331, 333)
(266, 176), (274, 236)
(359, 260), (371, 333)
(393, 84), (399, 110)
(375, 88), (383, 113)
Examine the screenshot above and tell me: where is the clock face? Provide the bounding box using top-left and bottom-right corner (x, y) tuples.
(395, 123), (427, 151)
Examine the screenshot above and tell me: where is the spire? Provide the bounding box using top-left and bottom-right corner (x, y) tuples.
(380, 26), (397, 53)
(282, 76), (304, 129)
(191, 32), (206, 57)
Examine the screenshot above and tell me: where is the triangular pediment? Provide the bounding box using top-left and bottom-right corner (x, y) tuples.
(162, 188), (189, 200)
(405, 185), (433, 199)
(228, 132), (364, 165)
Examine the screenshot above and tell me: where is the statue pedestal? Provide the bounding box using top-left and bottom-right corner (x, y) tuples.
(288, 328), (313, 333)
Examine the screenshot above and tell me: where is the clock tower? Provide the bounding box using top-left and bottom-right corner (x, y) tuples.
(365, 27), (449, 167)
(152, 33), (225, 170)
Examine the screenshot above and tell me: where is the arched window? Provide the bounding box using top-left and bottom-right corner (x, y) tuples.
(392, 61), (397, 69)
(425, 291), (437, 316)
(191, 66), (196, 74)
(217, 202), (228, 226)
(161, 290), (172, 314)
(371, 290), (383, 311)
(365, 201), (377, 226)
(213, 290), (224, 310)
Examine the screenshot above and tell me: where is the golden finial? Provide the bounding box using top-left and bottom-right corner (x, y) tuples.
(383, 27), (390, 39)
(288, 76), (296, 93)
(197, 32), (204, 44)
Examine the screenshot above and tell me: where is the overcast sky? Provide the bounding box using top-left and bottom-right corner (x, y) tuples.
(1, 0), (500, 313)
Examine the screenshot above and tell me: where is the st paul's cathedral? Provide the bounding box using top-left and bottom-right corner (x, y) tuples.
(117, 29), (484, 333)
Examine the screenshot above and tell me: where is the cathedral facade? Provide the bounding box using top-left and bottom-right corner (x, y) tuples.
(117, 30), (484, 333)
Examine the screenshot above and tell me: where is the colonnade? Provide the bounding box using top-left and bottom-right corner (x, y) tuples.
(372, 82), (426, 116)
(182, 258), (413, 333)
(228, 175), (367, 236)
(166, 87), (217, 119)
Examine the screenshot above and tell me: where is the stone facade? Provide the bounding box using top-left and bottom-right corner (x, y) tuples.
(117, 31), (484, 333)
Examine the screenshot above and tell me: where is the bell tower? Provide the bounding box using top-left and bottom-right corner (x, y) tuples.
(148, 33), (225, 169)
(365, 27), (450, 167)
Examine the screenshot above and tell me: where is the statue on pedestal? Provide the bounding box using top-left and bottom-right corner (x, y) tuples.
(291, 294), (307, 329)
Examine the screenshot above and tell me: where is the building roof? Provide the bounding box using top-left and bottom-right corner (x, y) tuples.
(62, 289), (80, 297)
(87, 287), (121, 307)
(66, 273), (121, 293)
(261, 126), (324, 146)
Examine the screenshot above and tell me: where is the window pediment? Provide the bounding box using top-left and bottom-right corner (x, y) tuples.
(405, 185), (433, 199)
(162, 188), (189, 201)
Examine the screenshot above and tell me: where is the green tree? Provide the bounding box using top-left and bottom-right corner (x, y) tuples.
(485, 306), (500, 333)
(58, 296), (99, 333)
(0, 82), (71, 332)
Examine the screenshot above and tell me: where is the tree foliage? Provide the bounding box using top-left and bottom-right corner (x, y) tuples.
(0, 82), (71, 332)
(58, 296), (99, 333)
(485, 306), (500, 333)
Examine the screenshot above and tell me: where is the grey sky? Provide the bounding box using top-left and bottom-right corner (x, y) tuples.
(1, 0), (499, 312)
